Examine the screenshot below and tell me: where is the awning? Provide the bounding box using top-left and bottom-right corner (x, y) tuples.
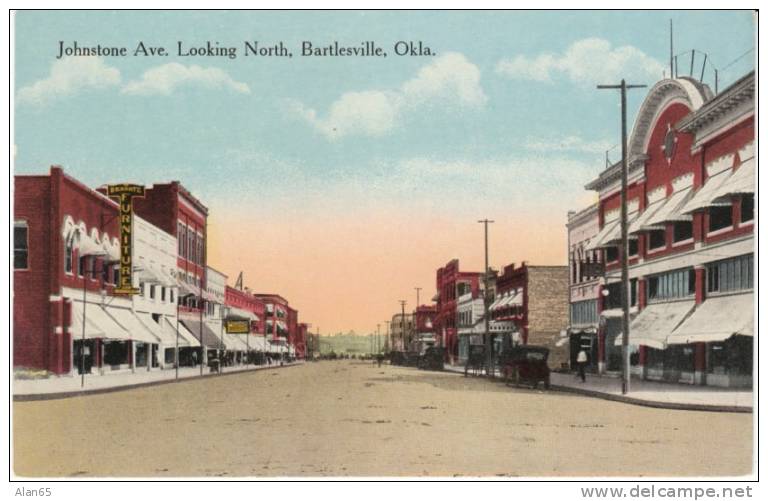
(628, 199), (665, 233)
(227, 307), (258, 322)
(586, 219), (620, 250)
(667, 293), (754, 345)
(601, 306), (638, 318)
(177, 279), (201, 299)
(488, 296), (504, 310)
(223, 333), (249, 351)
(616, 300), (695, 349)
(70, 301), (110, 339)
(180, 318), (225, 349)
(78, 234), (107, 257)
(106, 307), (162, 344)
(601, 212), (641, 245)
(680, 169), (733, 214)
(713, 158), (755, 200)
(136, 312), (175, 346)
(102, 237), (120, 262)
(641, 187), (694, 228)
(162, 317), (200, 347)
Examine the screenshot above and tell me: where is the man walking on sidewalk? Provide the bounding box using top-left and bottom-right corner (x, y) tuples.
(576, 349), (588, 383)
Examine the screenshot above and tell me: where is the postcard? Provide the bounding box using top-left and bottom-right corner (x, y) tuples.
(11, 9), (756, 482)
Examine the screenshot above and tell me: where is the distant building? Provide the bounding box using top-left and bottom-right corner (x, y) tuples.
(491, 263), (570, 369)
(566, 204), (602, 372)
(390, 313), (414, 352)
(434, 259), (482, 363)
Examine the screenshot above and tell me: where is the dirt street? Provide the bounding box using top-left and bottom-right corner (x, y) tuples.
(13, 360), (753, 477)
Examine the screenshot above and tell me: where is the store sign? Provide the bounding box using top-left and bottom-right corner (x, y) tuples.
(107, 184), (145, 295)
(226, 319), (250, 334)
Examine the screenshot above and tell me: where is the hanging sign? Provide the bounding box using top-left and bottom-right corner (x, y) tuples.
(226, 319), (250, 334)
(107, 184), (145, 295)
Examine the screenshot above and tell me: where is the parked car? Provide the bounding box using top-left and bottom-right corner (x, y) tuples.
(500, 345), (551, 389)
(417, 347), (445, 371)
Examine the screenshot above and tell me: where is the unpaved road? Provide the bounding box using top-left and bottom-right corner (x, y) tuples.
(13, 360), (753, 477)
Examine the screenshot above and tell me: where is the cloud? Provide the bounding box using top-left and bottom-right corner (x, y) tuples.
(121, 63), (250, 95)
(524, 135), (614, 154)
(16, 57), (121, 106)
(496, 38), (665, 86)
(288, 52), (486, 139)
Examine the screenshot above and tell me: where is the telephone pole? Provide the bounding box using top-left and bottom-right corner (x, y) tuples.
(399, 299), (407, 351)
(478, 219), (494, 378)
(414, 287), (422, 348)
(597, 79), (646, 395)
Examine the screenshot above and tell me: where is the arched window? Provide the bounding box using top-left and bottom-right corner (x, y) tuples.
(64, 234), (75, 274)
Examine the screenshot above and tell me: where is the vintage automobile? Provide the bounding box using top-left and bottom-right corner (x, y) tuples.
(499, 345), (551, 389)
(417, 347), (445, 371)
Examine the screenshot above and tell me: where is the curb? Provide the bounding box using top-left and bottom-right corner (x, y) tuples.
(549, 384), (752, 414)
(437, 365), (752, 414)
(13, 362), (302, 402)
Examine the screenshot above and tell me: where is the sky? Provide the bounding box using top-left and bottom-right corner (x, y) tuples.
(13, 10), (756, 335)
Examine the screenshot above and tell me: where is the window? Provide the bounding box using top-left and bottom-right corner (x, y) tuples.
(707, 336), (752, 376)
(740, 195), (754, 223)
(78, 256), (86, 277)
(707, 254), (753, 293)
(647, 268), (695, 303)
(149, 285), (155, 299)
(170, 289), (175, 304)
(673, 221), (693, 243)
(14, 221), (29, 269)
(161, 287), (166, 302)
(604, 280), (637, 310)
(648, 230), (666, 250)
(103, 262), (112, 284)
(570, 299), (598, 325)
(64, 236), (75, 273)
(112, 266), (120, 285)
(628, 239), (638, 256)
(605, 246), (618, 262)
(178, 222), (184, 255)
(708, 205), (733, 232)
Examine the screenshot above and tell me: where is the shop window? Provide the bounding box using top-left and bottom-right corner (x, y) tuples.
(708, 205), (733, 232)
(605, 246), (618, 262)
(647, 268), (694, 303)
(14, 221), (29, 270)
(707, 336), (752, 376)
(647, 230), (666, 250)
(740, 195), (754, 223)
(706, 254), (753, 293)
(672, 221), (693, 243)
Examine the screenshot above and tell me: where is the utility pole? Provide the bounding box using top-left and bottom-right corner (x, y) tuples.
(399, 300), (407, 351)
(384, 320), (391, 352)
(377, 323), (381, 354)
(414, 287), (421, 349)
(478, 219), (494, 378)
(597, 80), (646, 395)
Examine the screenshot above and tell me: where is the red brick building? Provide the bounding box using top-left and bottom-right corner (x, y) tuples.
(253, 293), (292, 357)
(15, 167), (138, 374)
(129, 181), (209, 311)
(433, 259), (482, 363)
(225, 285), (266, 353)
(583, 73), (754, 386)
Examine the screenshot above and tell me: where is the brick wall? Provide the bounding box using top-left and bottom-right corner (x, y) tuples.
(526, 266), (569, 368)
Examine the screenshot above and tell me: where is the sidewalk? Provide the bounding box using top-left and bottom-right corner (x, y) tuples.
(13, 361), (302, 401)
(443, 364), (752, 413)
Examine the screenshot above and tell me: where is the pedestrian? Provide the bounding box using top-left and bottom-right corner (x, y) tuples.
(576, 349), (587, 383)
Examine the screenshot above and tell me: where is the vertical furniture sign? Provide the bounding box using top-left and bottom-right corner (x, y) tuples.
(108, 184), (145, 295)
